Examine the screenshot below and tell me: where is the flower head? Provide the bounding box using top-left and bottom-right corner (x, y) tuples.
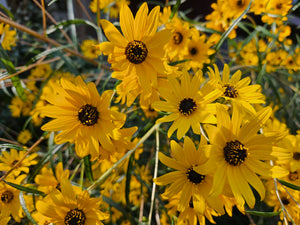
(99, 2), (171, 105)
(207, 64), (265, 114)
(36, 177), (108, 225)
(40, 76), (118, 157)
(152, 70), (221, 139)
(199, 103), (288, 208)
(0, 149), (38, 177)
(155, 136), (223, 213)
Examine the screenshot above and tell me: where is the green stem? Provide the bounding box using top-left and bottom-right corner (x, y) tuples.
(87, 123), (161, 192)
(148, 124), (160, 225)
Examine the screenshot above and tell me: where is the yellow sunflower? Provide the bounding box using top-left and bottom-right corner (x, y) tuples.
(284, 131), (300, 172)
(184, 30), (214, 71)
(154, 136), (223, 214)
(152, 70), (222, 139)
(164, 17), (192, 60)
(40, 76), (117, 158)
(0, 174), (26, 222)
(35, 162), (70, 194)
(198, 103), (288, 208)
(0, 23), (16, 51)
(99, 2), (171, 104)
(207, 64), (265, 114)
(36, 177), (108, 225)
(0, 148), (38, 177)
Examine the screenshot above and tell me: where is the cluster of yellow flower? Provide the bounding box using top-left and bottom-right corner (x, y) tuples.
(1, 0), (300, 224)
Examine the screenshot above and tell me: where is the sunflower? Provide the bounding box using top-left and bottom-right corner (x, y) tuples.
(36, 177), (108, 225)
(0, 174), (26, 222)
(164, 17), (192, 61)
(198, 103), (288, 208)
(0, 148), (38, 177)
(35, 162), (69, 194)
(184, 30), (214, 71)
(0, 23), (16, 51)
(154, 136), (223, 213)
(40, 76), (118, 158)
(226, 0), (251, 19)
(207, 64), (265, 114)
(17, 129), (32, 145)
(164, 193), (220, 225)
(80, 39), (101, 59)
(152, 70), (222, 139)
(99, 2), (171, 104)
(284, 132), (300, 172)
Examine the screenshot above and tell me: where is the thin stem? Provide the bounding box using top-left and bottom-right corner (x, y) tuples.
(41, 0), (47, 37)
(32, 0), (73, 44)
(148, 124), (160, 225)
(76, 0), (93, 22)
(0, 16), (98, 66)
(87, 123), (161, 192)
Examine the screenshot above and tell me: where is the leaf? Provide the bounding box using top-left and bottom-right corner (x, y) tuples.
(0, 45), (26, 101)
(170, 0), (181, 20)
(256, 63), (267, 85)
(0, 144), (27, 151)
(19, 192), (39, 225)
(47, 19), (102, 41)
(3, 180), (45, 196)
(246, 210), (281, 217)
(168, 59), (190, 66)
(125, 155), (134, 207)
(26, 44), (75, 65)
(278, 179), (300, 191)
(215, 0), (253, 52)
(0, 4), (14, 19)
(84, 155), (94, 182)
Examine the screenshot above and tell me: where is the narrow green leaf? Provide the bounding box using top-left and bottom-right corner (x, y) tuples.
(0, 4), (14, 19)
(0, 45), (26, 101)
(278, 179), (300, 191)
(47, 19), (102, 41)
(256, 63), (267, 84)
(84, 155), (94, 182)
(215, 0), (253, 52)
(0, 144), (27, 151)
(169, 0), (181, 20)
(168, 59), (190, 66)
(4, 180), (45, 196)
(26, 44), (75, 66)
(19, 192), (39, 225)
(246, 210), (281, 217)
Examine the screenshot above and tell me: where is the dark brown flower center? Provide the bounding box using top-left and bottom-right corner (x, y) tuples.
(179, 98), (197, 116)
(78, 104), (99, 126)
(64, 208), (86, 225)
(223, 84), (238, 98)
(1, 190), (14, 204)
(237, 0), (244, 7)
(281, 197), (289, 205)
(224, 140), (248, 166)
(276, 3), (282, 10)
(172, 32), (183, 45)
(186, 167), (205, 184)
(189, 47), (198, 56)
(125, 40), (148, 64)
(11, 160), (19, 166)
(288, 171), (298, 181)
(293, 152), (300, 161)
